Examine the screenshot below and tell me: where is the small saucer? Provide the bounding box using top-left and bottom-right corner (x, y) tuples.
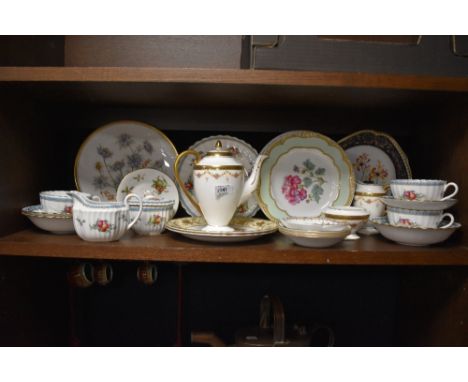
(371, 217), (461, 246)
(381, 196), (457, 211)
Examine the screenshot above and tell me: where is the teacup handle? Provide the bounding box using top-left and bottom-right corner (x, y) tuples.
(441, 182), (458, 201)
(439, 213), (455, 229)
(124, 193), (143, 230)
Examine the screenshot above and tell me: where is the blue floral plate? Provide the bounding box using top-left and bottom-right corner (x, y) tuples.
(257, 131), (355, 221)
(74, 120), (178, 201)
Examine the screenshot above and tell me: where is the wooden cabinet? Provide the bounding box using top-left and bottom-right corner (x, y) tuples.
(0, 37), (467, 346)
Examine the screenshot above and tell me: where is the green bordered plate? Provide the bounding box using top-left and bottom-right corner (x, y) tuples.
(257, 131), (355, 221)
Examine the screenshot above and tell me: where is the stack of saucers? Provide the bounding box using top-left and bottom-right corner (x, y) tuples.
(279, 217), (351, 248)
(372, 179), (461, 246)
(22, 191), (76, 234)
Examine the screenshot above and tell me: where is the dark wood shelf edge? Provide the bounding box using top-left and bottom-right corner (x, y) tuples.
(0, 67), (468, 93)
(0, 230), (467, 266)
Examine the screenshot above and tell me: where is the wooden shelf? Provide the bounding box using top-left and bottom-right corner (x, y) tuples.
(1, 67), (468, 92)
(1, 67), (468, 109)
(0, 229), (467, 265)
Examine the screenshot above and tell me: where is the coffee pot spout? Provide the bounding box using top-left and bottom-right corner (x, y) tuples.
(238, 154), (268, 206)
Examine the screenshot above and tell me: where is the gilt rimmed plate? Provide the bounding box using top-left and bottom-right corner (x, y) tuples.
(166, 217), (277, 243)
(177, 135), (259, 217)
(116, 169), (179, 216)
(257, 131), (355, 221)
(338, 130), (411, 186)
(75, 120), (178, 201)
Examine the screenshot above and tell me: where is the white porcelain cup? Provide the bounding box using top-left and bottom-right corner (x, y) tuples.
(129, 200), (174, 236)
(390, 180), (458, 201)
(387, 207), (455, 229)
(353, 182), (387, 220)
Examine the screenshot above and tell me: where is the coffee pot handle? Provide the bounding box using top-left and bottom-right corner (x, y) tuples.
(174, 150), (202, 215)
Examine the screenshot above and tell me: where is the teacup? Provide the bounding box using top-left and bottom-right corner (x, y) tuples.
(129, 199), (174, 236)
(390, 180), (458, 201)
(40, 190), (100, 214)
(387, 206), (455, 229)
(40, 191), (75, 214)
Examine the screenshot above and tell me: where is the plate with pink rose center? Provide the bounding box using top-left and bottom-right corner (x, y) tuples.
(338, 130), (412, 186)
(257, 131), (355, 221)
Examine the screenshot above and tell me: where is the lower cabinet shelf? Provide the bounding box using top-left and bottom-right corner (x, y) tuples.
(0, 229), (467, 265)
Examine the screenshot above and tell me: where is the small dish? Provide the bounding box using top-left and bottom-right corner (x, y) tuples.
(129, 200), (174, 236)
(22, 205), (75, 234)
(279, 224), (351, 248)
(381, 196), (457, 211)
(280, 217), (349, 232)
(117, 168), (179, 217)
(372, 217), (461, 246)
(323, 206), (370, 240)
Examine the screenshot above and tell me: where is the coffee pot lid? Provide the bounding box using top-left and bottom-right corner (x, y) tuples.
(205, 140), (233, 157)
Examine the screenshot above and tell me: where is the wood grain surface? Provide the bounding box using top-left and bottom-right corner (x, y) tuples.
(1, 67), (468, 92)
(0, 230), (467, 265)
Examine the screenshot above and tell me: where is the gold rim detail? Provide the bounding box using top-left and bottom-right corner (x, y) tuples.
(279, 225), (351, 239)
(195, 170), (241, 179)
(193, 165), (244, 170)
(355, 191), (387, 197)
(22, 210), (72, 219)
(324, 213), (369, 221)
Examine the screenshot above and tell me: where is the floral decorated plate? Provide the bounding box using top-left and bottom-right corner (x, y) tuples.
(166, 217), (277, 243)
(75, 120), (177, 201)
(338, 130), (411, 186)
(177, 135), (259, 217)
(257, 131), (355, 221)
(116, 169), (179, 217)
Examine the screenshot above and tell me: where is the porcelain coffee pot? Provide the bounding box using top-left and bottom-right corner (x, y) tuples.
(174, 141), (267, 231)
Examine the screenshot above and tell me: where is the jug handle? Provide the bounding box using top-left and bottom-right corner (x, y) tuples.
(174, 150), (202, 215)
(124, 193), (143, 230)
